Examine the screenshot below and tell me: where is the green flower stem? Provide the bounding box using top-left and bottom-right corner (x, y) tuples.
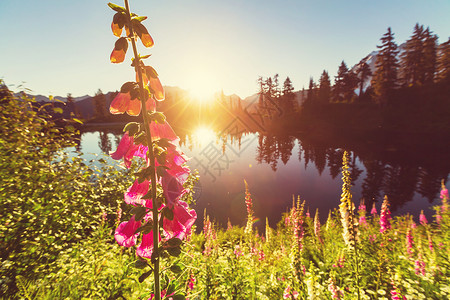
(123, 0), (161, 299)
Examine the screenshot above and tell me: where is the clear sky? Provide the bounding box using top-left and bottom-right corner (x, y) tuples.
(1, 0), (449, 99)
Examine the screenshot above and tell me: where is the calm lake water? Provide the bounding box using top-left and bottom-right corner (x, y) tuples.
(75, 124), (449, 231)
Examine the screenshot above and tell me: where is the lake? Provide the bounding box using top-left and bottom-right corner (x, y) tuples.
(75, 123), (449, 231)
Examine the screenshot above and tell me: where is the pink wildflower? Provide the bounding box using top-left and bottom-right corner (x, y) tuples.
(283, 286), (299, 299)
(234, 245), (243, 257)
(414, 254), (426, 276)
(244, 180), (254, 234)
(187, 272), (196, 290)
(163, 200), (197, 240)
(358, 200), (368, 227)
(328, 277), (343, 299)
(419, 210), (428, 225)
(405, 226), (414, 256)
(380, 196), (391, 233)
(110, 132), (148, 168)
(435, 206), (442, 224)
(114, 216), (141, 247)
(371, 202), (377, 215)
(390, 281), (405, 300)
(428, 234), (433, 252)
(148, 288), (174, 300)
(314, 209), (322, 243)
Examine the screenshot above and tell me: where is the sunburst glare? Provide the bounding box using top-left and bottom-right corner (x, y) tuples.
(191, 126), (217, 147)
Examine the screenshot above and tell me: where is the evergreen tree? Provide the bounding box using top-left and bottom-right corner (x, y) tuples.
(333, 61), (349, 102)
(281, 76), (295, 111)
(423, 27), (438, 85)
(400, 23), (425, 87)
(273, 73), (280, 98)
(343, 70), (358, 102)
(356, 56), (372, 101)
(265, 77), (274, 98)
(306, 77), (316, 104)
(437, 37), (450, 84)
(93, 89), (107, 119)
(371, 27), (399, 104)
(318, 70), (331, 103)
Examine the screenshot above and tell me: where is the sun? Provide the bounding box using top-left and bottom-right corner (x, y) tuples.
(191, 126), (217, 147)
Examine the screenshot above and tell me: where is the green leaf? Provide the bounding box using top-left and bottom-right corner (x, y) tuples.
(108, 2), (126, 13)
(167, 237), (182, 248)
(138, 269), (153, 283)
(166, 281), (177, 296)
(53, 107), (63, 114)
(134, 222), (153, 235)
(148, 112), (166, 124)
(129, 206), (147, 221)
(132, 15), (148, 22)
(169, 263), (182, 274)
(139, 54), (152, 60)
(123, 122), (141, 135)
(172, 294), (186, 300)
(166, 246), (181, 257)
(134, 259), (148, 269)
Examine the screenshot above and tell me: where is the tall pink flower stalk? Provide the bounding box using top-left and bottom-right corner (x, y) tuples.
(358, 199), (368, 227)
(314, 208), (322, 244)
(328, 276), (344, 299)
(339, 152), (358, 247)
(244, 180), (254, 234)
(203, 210), (215, 256)
(405, 225), (414, 256)
(440, 179), (448, 213)
(380, 196), (391, 234)
(370, 202), (377, 215)
(419, 210), (428, 226)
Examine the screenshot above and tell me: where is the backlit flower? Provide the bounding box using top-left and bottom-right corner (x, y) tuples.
(111, 12), (126, 37)
(419, 210), (427, 225)
(110, 37), (128, 63)
(163, 200), (197, 240)
(140, 66), (165, 101)
(110, 132), (148, 168)
(380, 195), (391, 233)
(114, 216), (141, 247)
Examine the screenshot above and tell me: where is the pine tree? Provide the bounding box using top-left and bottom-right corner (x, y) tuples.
(371, 27), (399, 104)
(318, 70), (331, 103)
(273, 73), (280, 98)
(356, 56), (372, 101)
(94, 89), (107, 119)
(437, 37), (450, 84)
(281, 76), (295, 111)
(400, 23), (425, 87)
(306, 77), (316, 104)
(333, 61), (349, 102)
(422, 27), (438, 85)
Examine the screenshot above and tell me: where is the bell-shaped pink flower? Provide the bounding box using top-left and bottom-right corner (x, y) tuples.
(163, 200), (197, 240)
(136, 230), (161, 259)
(125, 179), (151, 207)
(161, 171), (187, 206)
(380, 196), (391, 233)
(419, 210), (428, 225)
(149, 121), (178, 141)
(114, 216), (141, 247)
(110, 132), (148, 168)
(110, 92), (142, 116)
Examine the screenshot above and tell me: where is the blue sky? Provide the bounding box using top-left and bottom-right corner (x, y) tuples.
(1, 0), (449, 98)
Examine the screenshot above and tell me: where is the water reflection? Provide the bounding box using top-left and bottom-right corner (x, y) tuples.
(78, 125), (449, 228)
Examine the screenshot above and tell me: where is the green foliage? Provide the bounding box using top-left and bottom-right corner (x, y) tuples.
(0, 84), (134, 297)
